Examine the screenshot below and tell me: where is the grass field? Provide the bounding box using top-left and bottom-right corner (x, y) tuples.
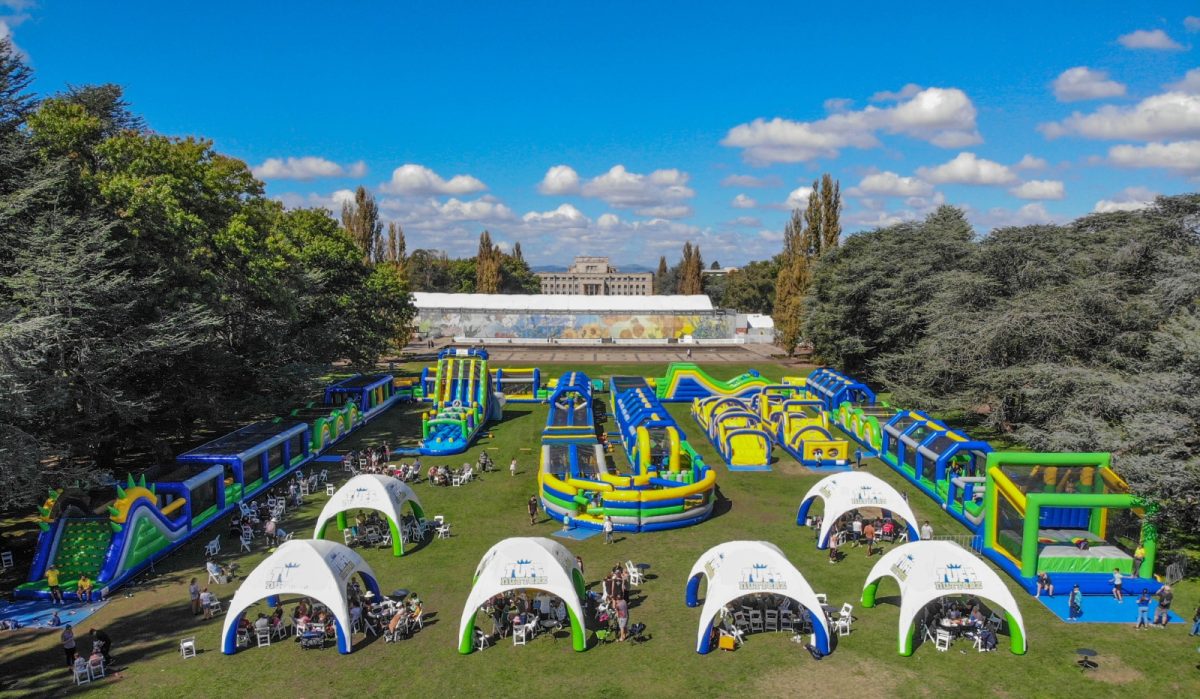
(1, 362), (1198, 698)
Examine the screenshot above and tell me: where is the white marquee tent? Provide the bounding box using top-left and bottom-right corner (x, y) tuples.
(313, 474), (425, 557)
(221, 539), (381, 655)
(456, 537), (587, 653)
(861, 540), (1028, 655)
(685, 540), (831, 654)
(796, 471), (921, 548)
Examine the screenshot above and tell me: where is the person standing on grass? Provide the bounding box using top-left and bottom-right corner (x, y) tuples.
(510, 459), (517, 477)
(1135, 588), (1152, 629)
(920, 520), (933, 540)
(189, 577), (201, 615)
(61, 624), (76, 666)
(1189, 604), (1200, 636)
(603, 515), (614, 544)
(527, 496), (539, 526)
(1110, 568), (1124, 603)
(862, 521), (876, 557)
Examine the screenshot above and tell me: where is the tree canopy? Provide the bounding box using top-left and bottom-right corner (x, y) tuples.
(0, 40), (414, 507)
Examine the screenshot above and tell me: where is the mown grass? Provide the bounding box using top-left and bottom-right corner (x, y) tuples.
(1, 363), (1197, 698)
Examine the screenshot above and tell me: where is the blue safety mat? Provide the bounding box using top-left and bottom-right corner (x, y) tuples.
(313, 454), (346, 462)
(1036, 594), (1183, 623)
(552, 527), (602, 541)
(0, 599), (110, 630)
(726, 464), (771, 472)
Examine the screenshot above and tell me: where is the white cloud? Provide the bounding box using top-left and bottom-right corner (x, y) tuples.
(720, 174), (783, 188)
(731, 193), (757, 208)
(536, 165), (581, 195)
(727, 216), (762, 228)
(0, 7), (32, 57)
(251, 156), (366, 181)
(1041, 92), (1200, 140)
(578, 165), (695, 218)
(975, 203), (1061, 229)
(274, 188), (356, 212)
(824, 97), (854, 113)
(1187, 17), (1200, 32)
(379, 163), (487, 196)
(521, 203), (589, 227)
(848, 171), (933, 197)
(1166, 68), (1200, 94)
(870, 83), (923, 102)
(917, 152), (1017, 185)
(432, 196), (514, 222)
(785, 186), (814, 208)
(1052, 66), (1126, 102)
(721, 86), (980, 163)
(1014, 154), (1048, 170)
(1093, 186), (1157, 213)
(1108, 140), (1200, 172)
(1118, 28), (1183, 50)
(1010, 180), (1065, 200)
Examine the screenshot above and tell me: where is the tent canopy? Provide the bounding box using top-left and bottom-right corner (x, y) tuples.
(861, 540), (1027, 655)
(457, 537), (587, 653)
(221, 539), (381, 655)
(314, 474), (425, 556)
(796, 471), (921, 548)
(685, 540), (832, 655)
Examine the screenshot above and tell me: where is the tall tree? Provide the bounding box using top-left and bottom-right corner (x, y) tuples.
(773, 208), (809, 354)
(476, 230), (501, 293)
(341, 185), (382, 263)
(711, 260), (720, 270)
(512, 241), (524, 264)
(818, 173), (842, 251)
(678, 242), (704, 294)
(655, 255), (669, 294)
(385, 221), (407, 264)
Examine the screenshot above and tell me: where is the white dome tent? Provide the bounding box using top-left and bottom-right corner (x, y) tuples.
(457, 537), (587, 653)
(685, 541), (831, 655)
(861, 540), (1028, 655)
(795, 471), (921, 548)
(220, 539), (382, 655)
(313, 474), (426, 557)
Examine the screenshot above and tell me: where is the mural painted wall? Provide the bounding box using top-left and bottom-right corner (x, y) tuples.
(416, 310), (736, 340)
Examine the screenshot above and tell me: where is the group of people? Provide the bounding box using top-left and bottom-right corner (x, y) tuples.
(344, 444), (392, 474)
(932, 596), (999, 650)
(809, 511), (921, 562)
(43, 565), (99, 605)
(481, 589), (567, 642)
(595, 563), (633, 641)
(60, 624), (113, 668)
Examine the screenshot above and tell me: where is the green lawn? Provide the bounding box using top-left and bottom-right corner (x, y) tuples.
(2, 363), (1197, 698)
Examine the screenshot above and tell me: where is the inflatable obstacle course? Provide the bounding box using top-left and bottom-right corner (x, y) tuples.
(536, 373), (716, 532)
(16, 381), (399, 602)
(413, 348), (500, 456)
(692, 396), (773, 471)
(653, 363), (774, 402)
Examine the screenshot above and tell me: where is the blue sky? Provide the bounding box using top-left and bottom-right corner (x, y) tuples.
(4, 1), (1200, 265)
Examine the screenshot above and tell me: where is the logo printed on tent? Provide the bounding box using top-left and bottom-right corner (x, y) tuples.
(851, 484), (884, 506)
(327, 551), (355, 580)
(501, 559), (548, 586)
(890, 554), (915, 582)
(704, 553), (725, 579)
(738, 563), (787, 591)
(934, 562), (983, 591)
(265, 562), (300, 590)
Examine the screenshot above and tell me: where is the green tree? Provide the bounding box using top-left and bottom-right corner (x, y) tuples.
(341, 185), (382, 263)
(500, 251), (541, 293)
(475, 230), (501, 293)
(655, 255), (669, 294)
(721, 258), (780, 314)
(512, 240), (524, 264)
(773, 208), (808, 353)
(678, 242), (703, 294)
(385, 221), (406, 264)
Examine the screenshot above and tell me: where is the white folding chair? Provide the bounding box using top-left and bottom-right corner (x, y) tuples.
(319, 469), (329, 484)
(765, 609), (779, 632)
(88, 656), (105, 679)
(239, 533), (252, 553)
(180, 636), (197, 659)
(73, 664), (91, 685)
(815, 593), (828, 604)
(935, 629), (952, 652)
(256, 628), (271, 647)
(326, 483), (336, 496)
(749, 610), (764, 632)
(343, 529), (356, 546)
(437, 521), (451, 539)
(513, 624), (527, 646)
(452, 473), (464, 487)
(475, 628), (491, 650)
(206, 598), (223, 616)
(780, 609), (795, 632)
(204, 537), (220, 557)
(1, 550), (14, 569)
(299, 480), (311, 496)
